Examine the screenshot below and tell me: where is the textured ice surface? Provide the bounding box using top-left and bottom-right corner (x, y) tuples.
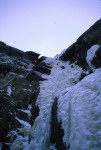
(29, 58), (82, 150)
(58, 68), (101, 150)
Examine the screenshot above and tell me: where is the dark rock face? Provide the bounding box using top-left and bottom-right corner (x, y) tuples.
(23, 51), (40, 63)
(0, 92), (21, 149)
(35, 62), (51, 75)
(0, 42), (24, 58)
(0, 43), (51, 149)
(59, 19), (101, 70)
(50, 98), (66, 150)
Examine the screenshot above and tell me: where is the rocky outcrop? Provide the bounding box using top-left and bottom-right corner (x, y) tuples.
(0, 41), (24, 58)
(0, 43), (52, 149)
(23, 51), (40, 63)
(35, 62), (52, 75)
(59, 19), (101, 70)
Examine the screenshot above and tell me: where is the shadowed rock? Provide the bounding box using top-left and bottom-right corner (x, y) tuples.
(0, 43), (23, 58)
(23, 51), (40, 63)
(0, 42), (50, 149)
(91, 46), (101, 68)
(35, 61), (52, 74)
(59, 19), (101, 70)
(0, 63), (14, 73)
(50, 97), (66, 150)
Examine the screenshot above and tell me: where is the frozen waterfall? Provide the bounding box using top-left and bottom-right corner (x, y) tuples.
(12, 51), (101, 150)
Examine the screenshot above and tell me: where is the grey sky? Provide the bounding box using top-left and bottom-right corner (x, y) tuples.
(0, 0), (101, 57)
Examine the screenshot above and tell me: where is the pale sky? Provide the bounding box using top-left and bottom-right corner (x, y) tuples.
(0, 0), (101, 57)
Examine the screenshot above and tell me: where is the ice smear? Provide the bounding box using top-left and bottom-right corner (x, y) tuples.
(86, 44), (100, 71)
(11, 117), (31, 150)
(7, 86), (12, 96)
(15, 117), (31, 136)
